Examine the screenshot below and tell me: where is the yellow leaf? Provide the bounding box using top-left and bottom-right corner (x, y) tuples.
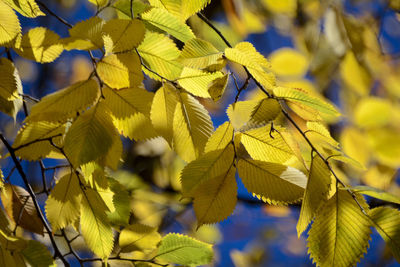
(119, 224), (161, 253)
(225, 42), (275, 89)
(16, 27), (63, 63)
(240, 98), (281, 131)
(180, 144), (234, 197)
(64, 103), (118, 167)
(103, 86), (158, 141)
(172, 92), (214, 162)
(262, 0), (297, 16)
(340, 51), (371, 95)
(13, 121), (65, 160)
(64, 17), (105, 51)
(269, 48), (308, 78)
(141, 7), (195, 42)
(354, 97), (392, 128)
(207, 74), (229, 101)
(87, 0), (107, 7)
(3, 0), (44, 18)
(306, 121), (339, 149)
(0, 58), (22, 101)
(177, 67), (224, 98)
(179, 38), (224, 70)
(148, 0), (211, 21)
(97, 52), (143, 89)
(241, 125), (294, 164)
(193, 165), (237, 227)
(0, 1), (20, 46)
(150, 83), (179, 145)
(80, 187), (114, 259)
(308, 190), (371, 267)
(237, 158), (306, 204)
(26, 79), (100, 122)
(204, 121), (234, 153)
(226, 100), (260, 130)
(297, 155), (331, 236)
(341, 127), (370, 167)
(102, 18), (145, 53)
(45, 172), (82, 231)
(137, 31), (183, 81)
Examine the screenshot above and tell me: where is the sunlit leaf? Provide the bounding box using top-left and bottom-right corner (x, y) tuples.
(64, 17), (105, 51)
(119, 224), (161, 252)
(3, 0), (44, 18)
(269, 48), (308, 78)
(177, 67), (224, 98)
(352, 186), (400, 205)
(148, 0), (211, 21)
(179, 38), (224, 70)
(0, 1), (20, 46)
(204, 121), (234, 153)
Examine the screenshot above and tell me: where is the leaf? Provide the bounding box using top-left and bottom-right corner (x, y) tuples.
(340, 51), (370, 95)
(0, 58), (22, 101)
(269, 48), (309, 78)
(352, 186), (400, 205)
(119, 223), (161, 253)
(141, 7), (195, 42)
(156, 233), (213, 266)
(64, 103), (118, 167)
(353, 97), (392, 128)
(237, 158), (306, 205)
(193, 165), (237, 227)
(113, 0), (150, 19)
(369, 207), (400, 261)
(173, 92), (214, 162)
(0, 92), (23, 119)
(297, 155), (331, 236)
(306, 121), (339, 149)
(15, 27), (63, 63)
(207, 74), (229, 101)
(64, 17), (105, 51)
(308, 190), (371, 267)
(107, 178), (131, 226)
(137, 31), (183, 81)
(0, 1), (20, 46)
(26, 79), (99, 122)
(241, 125), (294, 164)
(150, 83), (179, 145)
(87, 0), (107, 7)
(3, 0), (44, 18)
(241, 98), (281, 131)
(13, 121), (65, 160)
(179, 38), (224, 70)
(177, 67), (224, 98)
(225, 42), (275, 89)
(97, 52), (143, 89)
(22, 240), (54, 267)
(149, 0), (211, 21)
(273, 86), (340, 118)
(103, 86), (158, 141)
(0, 184), (44, 235)
(80, 187), (114, 259)
(45, 172), (82, 231)
(204, 121), (234, 153)
(226, 100), (260, 130)
(180, 144), (234, 197)
(102, 18), (145, 53)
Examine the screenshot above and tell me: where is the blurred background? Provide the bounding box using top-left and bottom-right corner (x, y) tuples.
(1, 0), (400, 266)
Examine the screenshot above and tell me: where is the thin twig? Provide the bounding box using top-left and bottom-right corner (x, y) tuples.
(37, 1), (73, 28)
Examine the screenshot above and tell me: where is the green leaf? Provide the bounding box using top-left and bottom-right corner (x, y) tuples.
(80, 187), (114, 259)
(64, 17), (105, 51)
(102, 18), (145, 53)
(156, 233), (213, 266)
(64, 103), (118, 167)
(241, 125), (294, 164)
(204, 121), (234, 153)
(225, 42), (275, 89)
(237, 158), (306, 204)
(177, 67), (224, 98)
(180, 144), (235, 198)
(97, 52), (143, 89)
(369, 207), (400, 261)
(15, 27), (63, 63)
(308, 190), (371, 267)
(352, 186), (400, 205)
(107, 178), (131, 226)
(150, 83), (179, 145)
(141, 7), (195, 42)
(273, 86), (340, 118)
(3, 0), (44, 18)
(0, 1), (20, 46)
(13, 122), (65, 160)
(173, 92), (214, 162)
(119, 223), (161, 253)
(45, 172), (82, 231)
(193, 165), (237, 227)
(103, 86), (158, 141)
(137, 31), (183, 81)
(179, 38), (224, 70)
(297, 155), (331, 236)
(26, 79), (99, 122)
(22, 240), (54, 267)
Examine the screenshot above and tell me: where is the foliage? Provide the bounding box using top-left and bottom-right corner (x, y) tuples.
(0, 0), (400, 266)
